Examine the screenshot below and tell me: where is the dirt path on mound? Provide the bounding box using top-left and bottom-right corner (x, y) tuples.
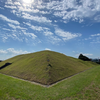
(0, 67), (93, 88)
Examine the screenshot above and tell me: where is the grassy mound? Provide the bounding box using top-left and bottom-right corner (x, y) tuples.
(0, 65), (100, 100)
(0, 50), (97, 85)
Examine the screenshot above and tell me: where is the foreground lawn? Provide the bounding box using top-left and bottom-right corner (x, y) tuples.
(0, 66), (100, 100)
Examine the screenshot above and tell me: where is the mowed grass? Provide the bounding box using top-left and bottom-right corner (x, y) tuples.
(0, 65), (100, 100)
(0, 50), (97, 85)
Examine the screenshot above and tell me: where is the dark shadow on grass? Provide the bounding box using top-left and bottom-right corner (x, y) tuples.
(0, 62), (12, 70)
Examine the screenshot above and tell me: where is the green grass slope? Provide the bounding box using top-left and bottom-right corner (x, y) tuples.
(0, 65), (100, 100)
(0, 50), (97, 85)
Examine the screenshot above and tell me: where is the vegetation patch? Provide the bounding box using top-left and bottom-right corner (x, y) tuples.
(0, 66), (100, 100)
(0, 50), (98, 85)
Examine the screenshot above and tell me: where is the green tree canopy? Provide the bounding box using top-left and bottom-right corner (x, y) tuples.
(78, 54), (91, 61)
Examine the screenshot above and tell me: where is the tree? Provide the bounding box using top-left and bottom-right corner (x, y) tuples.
(78, 54), (91, 61)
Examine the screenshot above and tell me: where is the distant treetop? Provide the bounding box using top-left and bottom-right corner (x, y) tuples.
(78, 54), (91, 61)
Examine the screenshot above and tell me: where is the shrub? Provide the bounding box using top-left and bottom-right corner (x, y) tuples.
(78, 54), (91, 61)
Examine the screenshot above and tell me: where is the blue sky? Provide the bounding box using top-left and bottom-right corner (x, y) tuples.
(0, 0), (100, 60)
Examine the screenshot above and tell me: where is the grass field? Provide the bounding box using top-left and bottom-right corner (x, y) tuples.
(0, 50), (97, 85)
(0, 65), (100, 100)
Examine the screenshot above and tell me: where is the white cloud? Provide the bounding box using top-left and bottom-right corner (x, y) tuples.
(0, 7), (4, 9)
(45, 48), (51, 51)
(25, 23), (43, 31)
(0, 14), (20, 25)
(5, 0), (13, 5)
(0, 48), (30, 60)
(31, 25), (43, 31)
(0, 29), (37, 43)
(1, 33), (22, 42)
(5, 5), (16, 9)
(2, 0), (100, 45)
(90, 34), (100, 44)
(8, 23), (16, 29)
(39, 11), (50, 14)
(0, 50), (7, 54)
(94, 15), (100, 22)
(84, 33), (100, 44)
(75, 53), (93, 57)
(24, 23), (52, 36)
(8, 23), (27, 30)
(55, 28), (82, 41)
(83, 53), (93, 56)
(48, 36), (61, 44)
(44, 31), (53, 36)
(23, 32), (37, 39)
(46, 0), (100, 23)
(14, 1), (21, 6)
(22, 13), (52, 23)
(7, 48), (30, 55)
(91, 33), (100, 37)
(79, 19), (84, 23)
(4, 0), (100, 24)
(2, 28), (10, 31)
(18, 6), (39, 13)
(7, 0), (50, 16)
